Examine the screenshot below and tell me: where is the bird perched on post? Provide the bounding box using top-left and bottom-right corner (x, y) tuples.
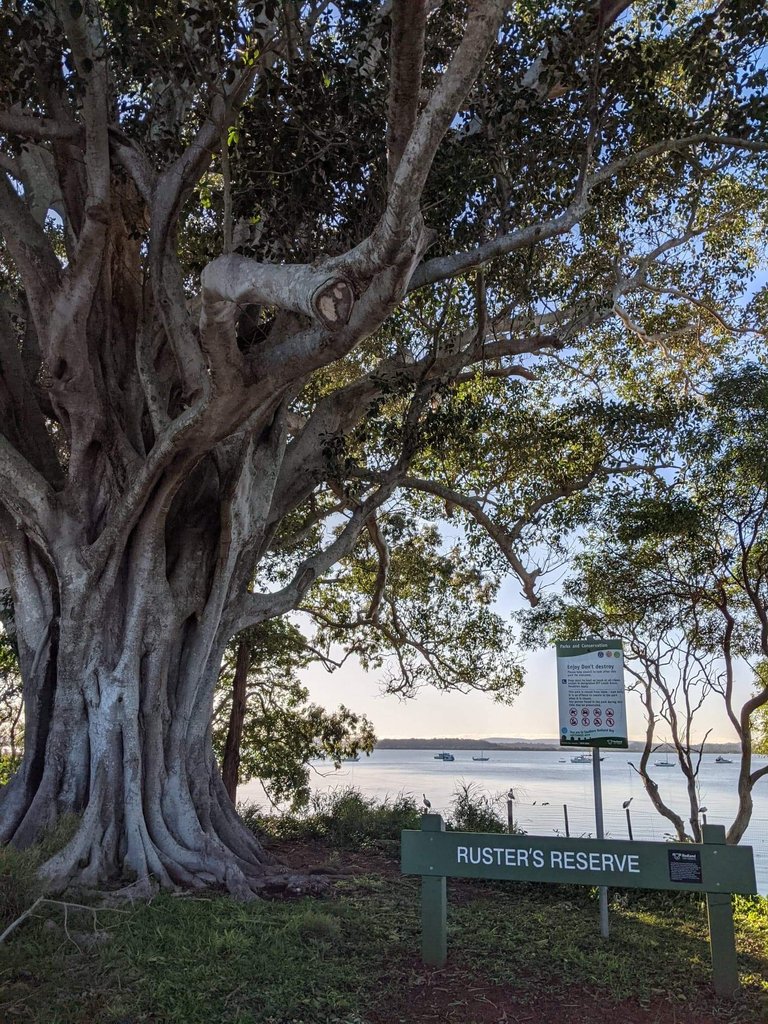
(422, 794), (431, 812)
(622, 798), (633, 809)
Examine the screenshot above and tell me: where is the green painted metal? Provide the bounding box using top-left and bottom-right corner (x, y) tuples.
(703, 825), (740, 998)
(401, 828), (756, 895)
(420, 815), (447, 966)
(403, 816), (757, 994)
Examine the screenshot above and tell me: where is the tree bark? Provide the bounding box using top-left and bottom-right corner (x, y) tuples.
(0, 502), (280, 895)
(222, 640), (250, 804)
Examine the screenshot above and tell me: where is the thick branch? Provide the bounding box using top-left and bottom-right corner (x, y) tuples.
(386, 0), (427, 186)
(0, 175), (61, 313)
(0, 110), (82, 141)
(230, 483), (398, 632)
(412, 134), (767, 290)
(353, 0), (504, 268)
(0, 433), (58, 546)
(202, 255), (355, 331)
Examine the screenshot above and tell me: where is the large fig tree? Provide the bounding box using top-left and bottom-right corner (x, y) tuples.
(0, 0), (765, 893)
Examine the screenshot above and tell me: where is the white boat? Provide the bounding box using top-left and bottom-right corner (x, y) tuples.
(570, 752), (605, 763)
(433, 752), (455, 761)
(654, 759), (675, 767)
(472, 753), (490, 761)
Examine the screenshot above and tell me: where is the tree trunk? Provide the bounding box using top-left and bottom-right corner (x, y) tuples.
(222, 640), (249, 804)
(0, 545), (277, 897)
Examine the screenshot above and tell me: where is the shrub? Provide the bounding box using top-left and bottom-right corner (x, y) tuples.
(311, 788), (421, 848)
(241, 787), (421, 849)
(447, 781), (512, 834)
(0, 752), (21, 786)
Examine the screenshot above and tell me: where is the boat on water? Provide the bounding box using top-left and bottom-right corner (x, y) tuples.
(654, 759), (675, 767)
(341, 756), (360, 762)
(715, 755), (733, 764)
(472, 753), (490, 761)
(559, 758), (567, 763)
(570, 752), (605, 763)
(433, 751), (455, 761)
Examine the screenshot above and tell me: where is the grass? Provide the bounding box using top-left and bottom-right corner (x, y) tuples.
(1, 792), (767, 1024)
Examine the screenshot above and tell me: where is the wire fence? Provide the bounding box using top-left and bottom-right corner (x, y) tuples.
(508, 799), (768, 894)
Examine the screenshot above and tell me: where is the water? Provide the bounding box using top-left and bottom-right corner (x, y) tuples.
(240, 747), (768, 893)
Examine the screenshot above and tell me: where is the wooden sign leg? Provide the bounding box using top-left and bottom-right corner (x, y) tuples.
(706, 893), (739, 999)
(420, 814), (447, 966)
(703, 824), (739, 999)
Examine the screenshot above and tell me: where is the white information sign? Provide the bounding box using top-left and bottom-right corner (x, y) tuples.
(556, 639), (628, 748)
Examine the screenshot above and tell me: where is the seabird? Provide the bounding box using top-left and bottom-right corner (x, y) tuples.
(622, 798), (633, 810)
(422, 794), (431, 811)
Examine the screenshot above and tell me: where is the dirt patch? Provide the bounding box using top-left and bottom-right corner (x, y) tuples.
(368, 963), (763, 1024)
(265, 837), (402, 878)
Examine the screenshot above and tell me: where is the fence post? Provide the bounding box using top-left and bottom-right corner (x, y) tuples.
(563, 803), (570, 838)
(625, 807), (633, 841)
(420, 814), (447, 967)
(702, 824), (739, 999)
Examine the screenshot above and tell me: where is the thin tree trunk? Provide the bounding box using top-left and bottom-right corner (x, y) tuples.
(222, 640), (249, 803)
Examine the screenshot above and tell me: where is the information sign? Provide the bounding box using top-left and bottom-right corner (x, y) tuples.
(556, 638), (628, 748)
(401, 829), (755, 894)
(403, 816), (756, 999)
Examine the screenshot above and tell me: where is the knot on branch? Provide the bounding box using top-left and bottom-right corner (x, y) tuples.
(310, 277), (354, 331)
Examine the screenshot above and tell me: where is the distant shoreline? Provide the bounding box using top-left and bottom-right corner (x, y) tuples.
(375, 738), (742, 753)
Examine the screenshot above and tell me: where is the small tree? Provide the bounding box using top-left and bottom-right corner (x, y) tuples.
(213, 620), (375, 809)
(523, 365), (768, 843)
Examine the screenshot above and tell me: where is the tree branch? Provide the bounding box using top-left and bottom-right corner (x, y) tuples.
(230, 481), (399, 632)
(0, 110), (82, 141)
(201, 255), (355, 331)
(411, 134), (767, 291)
(354, 0), (504, 268)
(380, 474), (542, 605)
(0, 432), (58, 547)
(386, 0), (427, 187)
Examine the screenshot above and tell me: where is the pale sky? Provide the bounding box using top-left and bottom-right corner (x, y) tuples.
(301, 574), (753, 745)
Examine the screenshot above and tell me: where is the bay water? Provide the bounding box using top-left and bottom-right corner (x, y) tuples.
(240, 747), (768, 893)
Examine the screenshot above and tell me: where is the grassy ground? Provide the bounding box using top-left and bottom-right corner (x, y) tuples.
(1, 793), (767, 1024)
(1, 833), (767, 1024)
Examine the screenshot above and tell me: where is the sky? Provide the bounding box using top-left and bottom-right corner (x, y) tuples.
(301, 575), (754, 745)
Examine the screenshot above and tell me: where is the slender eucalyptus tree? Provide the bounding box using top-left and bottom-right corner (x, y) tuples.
(0, 0), (765, 892)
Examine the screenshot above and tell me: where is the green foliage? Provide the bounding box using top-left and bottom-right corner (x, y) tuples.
(0, 601), (22, 781)
(306, 522), (523, 703)
(447, 781), (511, 834)
(0, 814), (79, 930)
(752, 665), (768, 756)
(0, 752), (20, 786)
(213, 621), (375, 810)
(245, 787), (422, 849)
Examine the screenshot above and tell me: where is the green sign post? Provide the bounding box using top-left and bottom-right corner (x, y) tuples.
(402, 816), (756, 998)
